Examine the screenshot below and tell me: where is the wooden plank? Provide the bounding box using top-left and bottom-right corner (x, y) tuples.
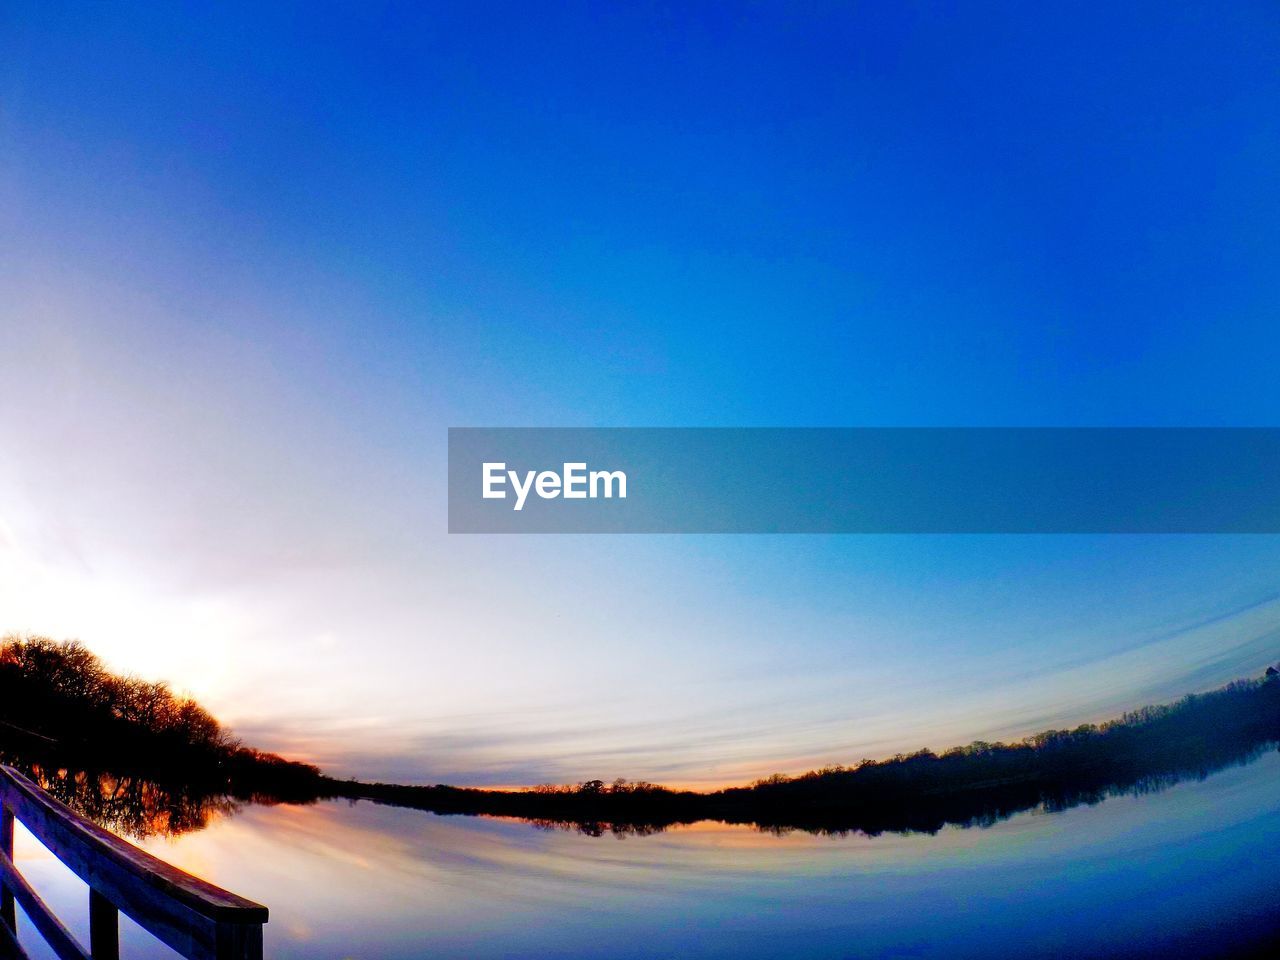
(0, 769), (266, 919)
(0, 767), (267, 960)
(0, 849), (90, 960)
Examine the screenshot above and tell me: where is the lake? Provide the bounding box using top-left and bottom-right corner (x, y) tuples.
(8, 750), (1280, 959)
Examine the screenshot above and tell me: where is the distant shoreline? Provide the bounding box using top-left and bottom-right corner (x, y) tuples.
(322, 668), (1280, 836)
(5, 635), (1279, 839)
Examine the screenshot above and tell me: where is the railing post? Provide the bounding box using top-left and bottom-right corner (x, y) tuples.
(1, 801), (14, 932)
(89, 889), (119, 960)
(216, 920), (264, 960)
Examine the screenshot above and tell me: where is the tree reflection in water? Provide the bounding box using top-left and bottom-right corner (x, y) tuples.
(0, 758), (312, 841)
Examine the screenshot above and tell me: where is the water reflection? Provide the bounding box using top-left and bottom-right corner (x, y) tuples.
(3, 764), (238, 840)
(356, 738), (1280, 840)
(4, 749), (1279, 958)
(125, 752), (1280, 959)
(2, 733), (1278, 846)
(0, 757), (322, 842)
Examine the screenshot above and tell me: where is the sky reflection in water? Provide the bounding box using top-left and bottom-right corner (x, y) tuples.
(7, 750), (1280, 959)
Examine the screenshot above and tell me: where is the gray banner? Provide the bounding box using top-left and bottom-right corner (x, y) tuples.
(448, 428), (1280, 534)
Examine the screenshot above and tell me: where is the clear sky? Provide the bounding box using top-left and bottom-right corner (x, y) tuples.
(2, 3), (1279, 786)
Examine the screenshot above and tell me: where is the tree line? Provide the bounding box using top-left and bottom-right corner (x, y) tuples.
(5, 633), (1280, 839)
(339, 667), (1280, 836)
(0, 635), (322, 797)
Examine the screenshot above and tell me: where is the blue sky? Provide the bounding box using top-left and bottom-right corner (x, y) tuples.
(2, 3), (1279, 785)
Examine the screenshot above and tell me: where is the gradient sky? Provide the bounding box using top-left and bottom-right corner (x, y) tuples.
(2, 3), (1279, 787)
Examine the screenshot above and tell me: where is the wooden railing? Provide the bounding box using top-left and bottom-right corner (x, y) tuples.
(0, 766), (267, 960)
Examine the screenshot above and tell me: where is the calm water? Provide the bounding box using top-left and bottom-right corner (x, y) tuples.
(10, 750), (1280, 959)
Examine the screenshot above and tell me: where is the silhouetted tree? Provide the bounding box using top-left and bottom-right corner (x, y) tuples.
(0, 634), (320, 794)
